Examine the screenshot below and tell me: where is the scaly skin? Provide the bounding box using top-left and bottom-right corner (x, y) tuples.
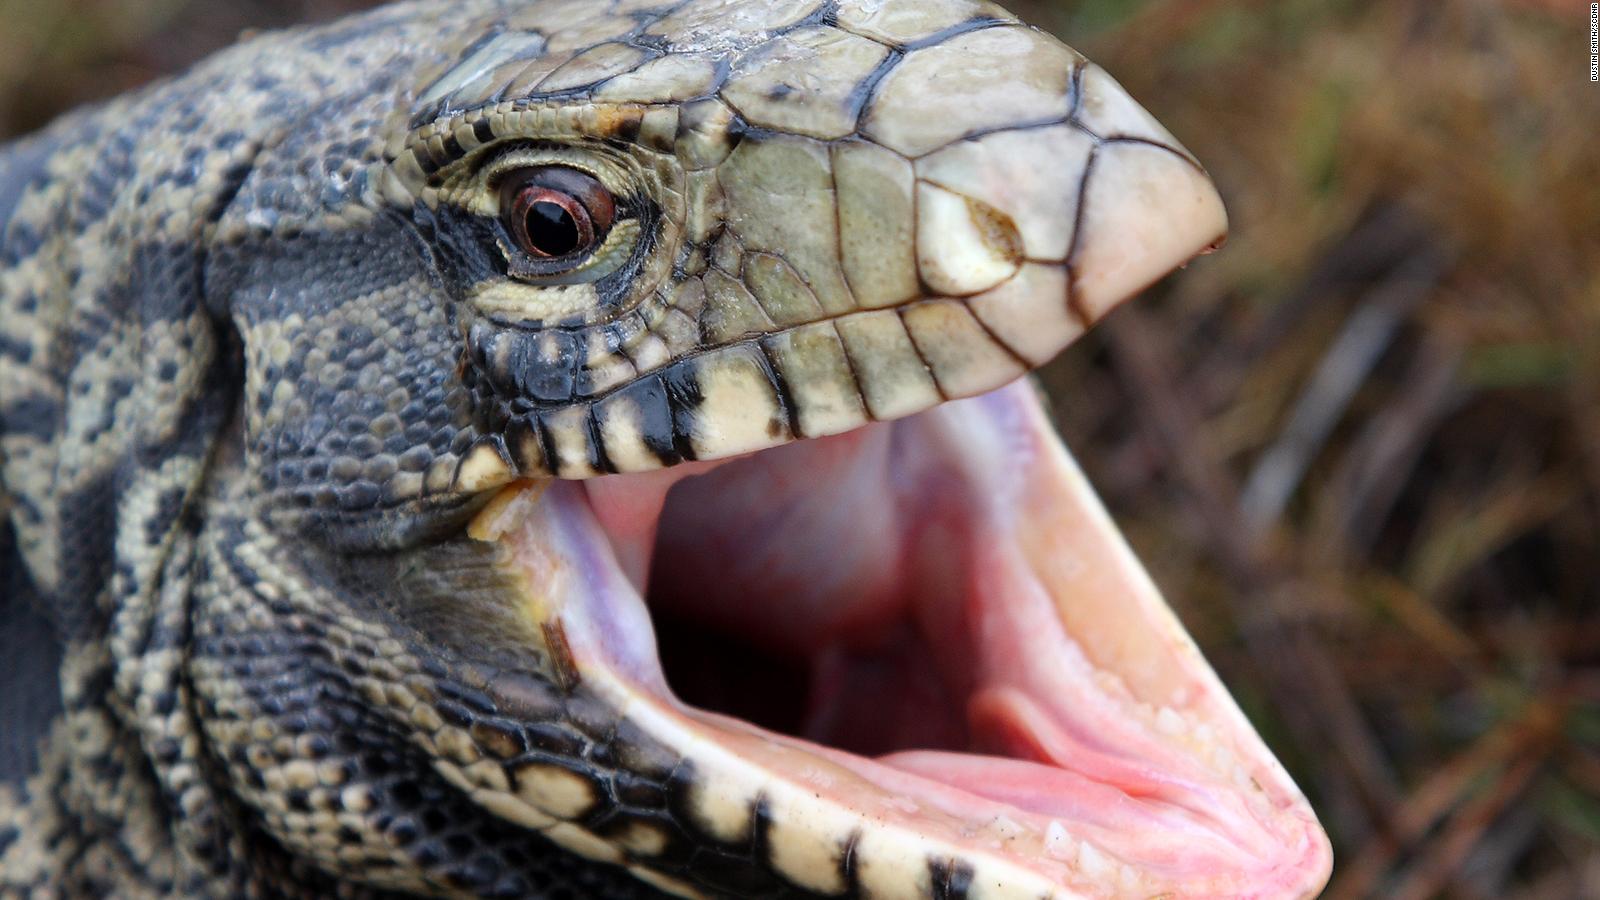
(0, 1), (1247, 897)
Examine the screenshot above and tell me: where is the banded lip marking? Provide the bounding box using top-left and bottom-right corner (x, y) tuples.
(470, 382), (1332, 899)
(452, 131), (1227, 489)
(428, 20), (1229, 489)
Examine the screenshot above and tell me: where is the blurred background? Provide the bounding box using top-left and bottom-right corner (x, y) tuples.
(2, 1), (1594, 896)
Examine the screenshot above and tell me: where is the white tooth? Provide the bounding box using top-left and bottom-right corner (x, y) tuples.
(1077, 839), (1115, 882)
(1233, 763), (1253, 791)
(796, 764), (836, 789)
(1118, 862), (1145, 894)
(1044, 821), (1073, 862)
(883, 794), (920, 816)
(992, 814), (1027, 843)
(1155, 706), (1186, 736)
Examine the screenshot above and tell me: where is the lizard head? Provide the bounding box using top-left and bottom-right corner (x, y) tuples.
(197, 0), (1330, 896)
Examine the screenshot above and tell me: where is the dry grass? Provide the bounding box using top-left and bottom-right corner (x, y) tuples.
(1016, 1), (1600, 896)
(4, 1), (1596, 896)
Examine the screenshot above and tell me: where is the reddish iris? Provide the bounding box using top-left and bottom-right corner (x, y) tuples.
(500, 167), (616, 260)
(517, 190), (588, 258)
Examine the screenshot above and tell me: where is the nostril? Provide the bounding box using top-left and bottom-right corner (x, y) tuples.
(916, 183), (1025, 296)
(965, 196), (1025, 267)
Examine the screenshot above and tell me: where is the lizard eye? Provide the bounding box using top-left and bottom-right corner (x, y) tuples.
(499, 167), (616, 261)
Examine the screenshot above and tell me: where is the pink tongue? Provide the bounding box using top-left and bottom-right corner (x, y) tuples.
(883, 750), (1183, 836)
(871, 687), (1290, 877)
(969, 686), (1196, 803)
(884, 685), (1182, 824)
(878, 750), (1264, 878)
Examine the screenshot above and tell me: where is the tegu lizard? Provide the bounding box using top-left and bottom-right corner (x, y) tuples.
(0, 0), (1332, 897)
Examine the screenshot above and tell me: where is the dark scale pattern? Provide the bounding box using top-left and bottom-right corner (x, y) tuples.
(0, 518), (63, 786)
(181, 479), (686, 898)
(0, 0), (1225, 897)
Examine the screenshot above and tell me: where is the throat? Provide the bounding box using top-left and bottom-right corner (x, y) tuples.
(653, 608), (975, 759)
(650, 610), (813, 743)
(627, 414), (1007, 761)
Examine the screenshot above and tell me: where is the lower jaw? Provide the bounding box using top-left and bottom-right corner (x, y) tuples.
(470, 381), (1332, 898)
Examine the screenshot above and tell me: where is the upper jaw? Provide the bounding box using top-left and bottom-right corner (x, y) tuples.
(469, 381), (1331, 899)
(406, 17), (1230, 490)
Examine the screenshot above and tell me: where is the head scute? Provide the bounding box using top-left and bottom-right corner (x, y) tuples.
(346, 0), (1221, 488)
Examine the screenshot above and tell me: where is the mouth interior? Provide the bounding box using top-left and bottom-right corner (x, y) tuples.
(518, 383), (1328, 893)
(648, 418), (983, 760)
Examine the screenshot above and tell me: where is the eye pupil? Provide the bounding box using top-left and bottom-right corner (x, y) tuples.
(500, 167), (616, 266)
(525, 200), (581, 257)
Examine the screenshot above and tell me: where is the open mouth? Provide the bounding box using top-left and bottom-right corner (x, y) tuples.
(471, 380), (1331, 898)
